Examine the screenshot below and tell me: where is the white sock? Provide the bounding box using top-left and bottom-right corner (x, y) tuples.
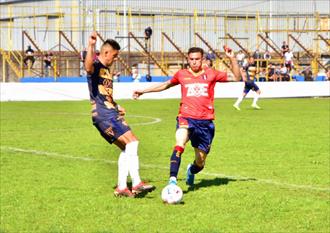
(117, 151), (129, 190)
(234, 95), (244, 106)
(125, 141), (142, 187)
(169, 176), (177, 183)
(253, 93), (260, 105)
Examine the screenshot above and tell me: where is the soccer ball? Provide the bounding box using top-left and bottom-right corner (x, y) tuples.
(161, 184), (183, 204)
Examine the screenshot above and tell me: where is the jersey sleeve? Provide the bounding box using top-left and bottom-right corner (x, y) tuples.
(215, 70), (228, 82)
(170, 70), (181, 85)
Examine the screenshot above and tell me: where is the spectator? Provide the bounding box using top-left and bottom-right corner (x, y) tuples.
(261, 50), (271, 68)
(263, 50), (271, 60)
(317, 69), (327, 80)
(43, 52), (52, 77)
(253, 49), (263, 60)
(23, 45), (35, 68)
(281, 41), (289, 56)
(259, 68), (267, 82)
(80, 48), (87, 62)
(267, 63), (276, 81)
(203, 57), (213, 68)
(253, 49), (263, 67)
(280, 64), (290, 81)
(205, 50), (216, 61)
(275, 64), (281, 81)
(80, 48), (88, 76)
(236, 50), (245, 67)
(145, 74), (152, 82)
(284, 49), (294, 72)
(113, 71), (121, 82)
(301, 67), (313, 81)
(242, 57), (249, 68)
(132, 66), (141, 82)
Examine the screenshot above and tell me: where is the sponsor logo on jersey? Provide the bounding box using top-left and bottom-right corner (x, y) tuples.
(185, 83), (208, 97)
(99, 68), (112, 80)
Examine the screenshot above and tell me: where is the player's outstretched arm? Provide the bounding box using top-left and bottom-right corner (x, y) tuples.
(133, 80), (175, 99)
(85, 31), (97, 74)
(224, 46), (241, 82)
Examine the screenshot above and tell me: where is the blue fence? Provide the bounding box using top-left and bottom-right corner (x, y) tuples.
(20, 75), (327, 83)
(20, 76), (172, 83)
(292, 75), (327, 82)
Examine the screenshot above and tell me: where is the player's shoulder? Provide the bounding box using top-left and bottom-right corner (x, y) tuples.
(179, 69), (190, 74)
(204, 67), (224, 75)
(173, 68), (189, 77)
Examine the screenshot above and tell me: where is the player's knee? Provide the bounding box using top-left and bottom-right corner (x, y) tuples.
(195, 159), (205, 168)
(125, 140), (139, 155)
(118, 130), (138, 144)
(175, 128), (188, 146)
(175, 142), (186, 149)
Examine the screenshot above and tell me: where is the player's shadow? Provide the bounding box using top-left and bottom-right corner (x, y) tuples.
(183, 177), (255, 193)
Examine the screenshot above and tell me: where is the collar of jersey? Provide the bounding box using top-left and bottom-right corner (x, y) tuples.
(188, 68), (205, 77)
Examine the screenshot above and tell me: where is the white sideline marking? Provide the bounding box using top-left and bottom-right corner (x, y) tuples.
(1, 146), (330, 193)
(128, 115), (162, 126)
(39, 112), (162, 126)
(2, 114), (162, 134)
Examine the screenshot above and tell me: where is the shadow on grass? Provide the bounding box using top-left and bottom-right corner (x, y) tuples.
(184, 176), (256, 194)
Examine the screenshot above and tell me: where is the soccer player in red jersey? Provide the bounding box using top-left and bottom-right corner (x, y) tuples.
(133, 46), (241, 187)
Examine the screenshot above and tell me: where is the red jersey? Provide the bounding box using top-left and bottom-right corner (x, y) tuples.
(170, 67), (228, 120)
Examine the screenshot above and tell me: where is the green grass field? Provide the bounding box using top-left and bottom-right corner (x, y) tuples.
(1, 98), (329, 233)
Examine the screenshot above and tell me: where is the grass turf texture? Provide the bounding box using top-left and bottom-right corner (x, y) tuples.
(1, 98), (329, 232)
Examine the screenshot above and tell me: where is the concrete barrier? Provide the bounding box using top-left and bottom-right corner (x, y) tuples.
(1, 81), (329, 101)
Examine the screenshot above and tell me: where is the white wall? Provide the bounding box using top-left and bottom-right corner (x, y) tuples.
(1, 82), (329, 102)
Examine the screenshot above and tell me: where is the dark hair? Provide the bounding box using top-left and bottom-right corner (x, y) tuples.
(188, 47), (204, 56)
(104, 39), (121, 50)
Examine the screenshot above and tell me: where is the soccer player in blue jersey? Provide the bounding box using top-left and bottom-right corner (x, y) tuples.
(85, 32), (155, 197)
(233, 56), (261, 110)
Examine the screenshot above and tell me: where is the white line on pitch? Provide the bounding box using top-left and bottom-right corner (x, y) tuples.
(30, 112), (162, 126)
(1, 146), (329, 193)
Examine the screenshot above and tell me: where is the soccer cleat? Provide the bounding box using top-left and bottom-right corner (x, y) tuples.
(132, 182), (156, 195)
(252, 104), (261, 109)
(186, 164), (195, 186)
(114, 187), (135, 198)
(233, 104), (241, 111)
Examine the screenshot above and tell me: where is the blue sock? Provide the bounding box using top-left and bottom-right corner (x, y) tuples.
(169, 146), (184, 178)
